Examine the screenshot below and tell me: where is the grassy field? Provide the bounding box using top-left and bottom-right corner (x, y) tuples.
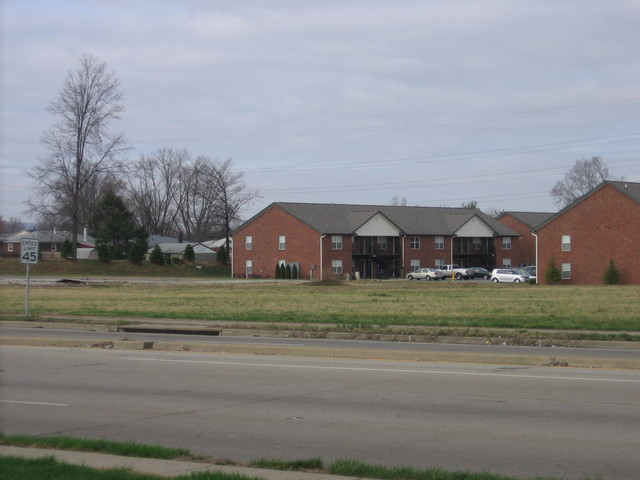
(0, 257), (230, 278)
(1, 276), (639, 334)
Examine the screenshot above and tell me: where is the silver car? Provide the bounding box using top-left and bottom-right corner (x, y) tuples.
(490, 268), (530, 283)
(406, 268), (444, 281)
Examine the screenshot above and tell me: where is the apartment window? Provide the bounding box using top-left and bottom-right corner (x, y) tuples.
(7, 243), (14, 252)
(503, 258), (512, 267)
(332, 259), (343, 274)
(434, 258), (444, 268)
(502, 236), (512, 250)
(279, 235), (286, 250)
(562, 235), (571, 252)
(51, 243), (57, 252)
(245, 236), (252, 250)
(435, 236), (444, 250)
(351, 236), (356, 250)
(245, 260), (253, 275)
(562, 263), (571, 279)
(410, 236), (420, 250)
(331, 235), (343, 250)
(377, 236), (387, 250)
(473, 237), (481, 250)
(410, 259), (420, 272)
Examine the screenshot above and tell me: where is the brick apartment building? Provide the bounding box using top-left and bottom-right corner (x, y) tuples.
(533, 181), (640, 284)
(497, 211), (554, 267)
(231, 202), (519, 280)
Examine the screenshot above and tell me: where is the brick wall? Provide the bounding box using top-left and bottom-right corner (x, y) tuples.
(402, 235), (450, 270)
(497, 215), (535, 267)
(232, 205), (321, 279)
(537, 184), (640, 284)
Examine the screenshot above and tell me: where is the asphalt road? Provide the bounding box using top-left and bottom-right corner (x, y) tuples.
(2, 345), (639, 480)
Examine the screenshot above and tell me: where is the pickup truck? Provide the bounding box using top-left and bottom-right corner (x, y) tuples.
(438, 264), (473, 280)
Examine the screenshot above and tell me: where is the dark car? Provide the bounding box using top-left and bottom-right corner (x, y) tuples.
(468, 267), (491, 280)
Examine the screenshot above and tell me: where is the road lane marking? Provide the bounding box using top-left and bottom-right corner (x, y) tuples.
(129, 357), (640, 383)
(0, 400), (68, 407)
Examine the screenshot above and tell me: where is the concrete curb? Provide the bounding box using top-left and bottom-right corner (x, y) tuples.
(2, 335), (640, 370)
(0, 446), (360, 479)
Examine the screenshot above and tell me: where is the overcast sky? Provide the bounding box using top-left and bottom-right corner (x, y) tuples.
(2, 0), (639, 225)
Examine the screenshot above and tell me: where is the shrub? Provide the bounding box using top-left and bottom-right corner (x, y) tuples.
(292, 264), (298, 280)
(61, 240), (73, 259)
(150, 245), (164, 265)
(603, 259), (621, 285)
(184, 244), (195, 262)
(544, 256), (561, 284)
(216, 245), (228, 264)
(279, 263), (286, 279)
(128, 242), (145, 263)
(285, 263), (292, 279)
(275, 263), (281, 279)
(97, 243), (110, 263)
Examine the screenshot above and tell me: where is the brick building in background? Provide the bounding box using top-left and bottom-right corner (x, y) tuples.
(533, 181), (640, 284)
(497, 211), (554, 267)
(231, 202), (519, 280)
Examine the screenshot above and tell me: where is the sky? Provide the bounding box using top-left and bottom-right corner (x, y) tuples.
(1, 0), (639, 225)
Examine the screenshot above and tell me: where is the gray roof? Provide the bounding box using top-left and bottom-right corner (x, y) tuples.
(499, 211), (555, 229)
(240, 202), (519, 237)
(534, 180), (640, 231)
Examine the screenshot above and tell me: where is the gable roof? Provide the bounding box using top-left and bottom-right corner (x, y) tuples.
(237, 202), (519, 237)
(533, 180), (640, 231)
(498, 211), (555, 229)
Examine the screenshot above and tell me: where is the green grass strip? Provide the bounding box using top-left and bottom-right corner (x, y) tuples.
(0, 433), (190, 460)
(0, 456), (262, 480)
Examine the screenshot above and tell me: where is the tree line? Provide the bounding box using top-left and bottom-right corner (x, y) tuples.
(25, 53), (258, 259)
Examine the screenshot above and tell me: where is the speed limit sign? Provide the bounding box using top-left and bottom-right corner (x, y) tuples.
(20, 238), (39, 265)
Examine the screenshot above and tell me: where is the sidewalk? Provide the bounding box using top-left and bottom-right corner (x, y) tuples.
(0, 446), (361, 480)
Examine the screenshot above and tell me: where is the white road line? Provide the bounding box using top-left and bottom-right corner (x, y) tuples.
(129, 357), (640, 383)
(0, 400), (68, 407)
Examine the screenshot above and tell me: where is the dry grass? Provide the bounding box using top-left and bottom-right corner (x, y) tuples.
(1, 280), (638, 332)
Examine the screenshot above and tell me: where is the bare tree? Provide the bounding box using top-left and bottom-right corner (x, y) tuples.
(178, 156), (222, 241)
(127, 148), (189, 236)
(551, 156), (614, 207)
(211, 158), (259, 258)
(391, 195), (407, 206)
(27, 53), (128, 256)
(0, 215), (25, 233)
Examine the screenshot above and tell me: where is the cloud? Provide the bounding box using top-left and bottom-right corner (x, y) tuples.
(1, 0), (639, 222)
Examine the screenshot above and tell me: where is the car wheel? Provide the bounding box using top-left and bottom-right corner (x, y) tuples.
(407, 275), (414, 280)
(492, 278), (499, 283)
(455, 272), (463, 280)
(483, 274), (489, 280)
(514, 278), (521, 283)
(426, 276), (432, 281)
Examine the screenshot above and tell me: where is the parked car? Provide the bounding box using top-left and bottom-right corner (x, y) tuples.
(406, 268), (444, 281)
(438, 264), (473, 280)
(522, 266), (537, 281)
(468, 267), (491, 280)
(491, 268), (530, 283)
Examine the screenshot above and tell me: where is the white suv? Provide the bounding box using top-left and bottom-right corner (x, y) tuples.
(491, 268), (530, 283)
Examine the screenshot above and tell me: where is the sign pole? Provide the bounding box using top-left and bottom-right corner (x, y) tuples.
(25, 263), (30, 316)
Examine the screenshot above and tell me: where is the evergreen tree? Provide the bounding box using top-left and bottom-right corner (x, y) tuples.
(544, 256), (561, 284)
(279, 263), (286, 279)
(90, 189), (147, 260)
(97, 243), (110, 263)
(184, 244), (195, 262)
(216, 245), (228, 264)
(61, 239), (73, 259)
(150, 244), (164, 265)
(128, 242), (145, 263)
(603, 259), (621, 285)
(291, 264), (298, 280)
(285, 263), (292, 279)
(275, 263), (281, 279)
